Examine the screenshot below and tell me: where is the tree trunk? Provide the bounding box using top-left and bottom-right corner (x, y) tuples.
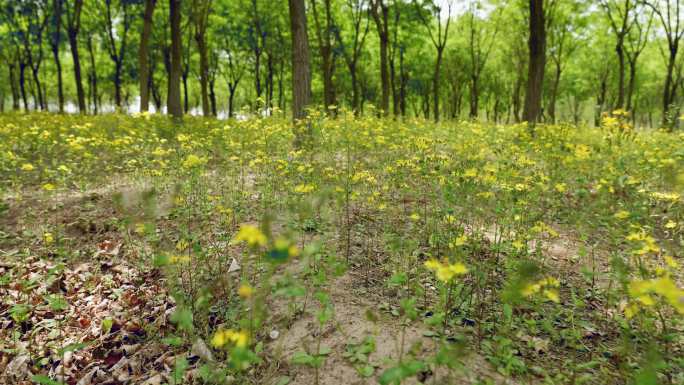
(197, 34), (210, 116)
(228, 83), (238, 118)
(8, 61), (20, 110)
(523, 0), (545, 125)
(350, 67), (359, 114)
(371, 0), (390, 116)
(87, 37), (98, 114)
(139, 0), (156, 113)
(616, 37), (625, 109)
(68, 29), (86, 113)
(209, 77), (217, 116)
(288, 0), (312, 127)
(433, 48), (443, 122)
(548, 60), (561, 123)
(168, 0), (183, 118)
(19, 62), (28, 111)
(469, 74), (478, 119)
(662, 46), (678, 125)
(626, 58), (636, 111)
(114, 61), (123, 109)
(52, 0), (64, 112)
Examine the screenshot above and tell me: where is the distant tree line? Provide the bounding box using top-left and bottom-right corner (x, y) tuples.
(0, 0), (682, 128)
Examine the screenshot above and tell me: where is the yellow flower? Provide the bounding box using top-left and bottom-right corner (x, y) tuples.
(238, 284), (254, 298)
(42, 183), (55, 191)
(176, 239), (189, 251)
(554, 183), (566, 193)
(614, 210), (630, 220)
(424, 259), (468, 283)
(232, 225), (267, 247)
(450, 235), (468, 248)
(294, 183), (315, 193)
(43, 232), (54, 245)
(212, 329), (249, 348)
(522, 276), (560, 302)
(665, 220), (677, 229)
(410, 213), (421, 221)
(182, 154), (206, 169)
(21, 163), (34, 171)
(169, 255), (191, 264)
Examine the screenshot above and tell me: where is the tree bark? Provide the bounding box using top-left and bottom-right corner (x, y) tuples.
(8, 61), (20, 110)
(87, 37), (99, 114)
(139, 0), (156, 113)
(370, 0), (390, 116)
(311, 0), (336, 114)
(523, 0), (545, 125)
(168, 0), (183, 118)
(288, 0), (312, 125)
(51, 0), (64, 112)
(193, 0), (212, 116)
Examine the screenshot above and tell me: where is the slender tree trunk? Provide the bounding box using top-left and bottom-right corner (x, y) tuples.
(52, 0), (64, 112)
(87, 37), (98, 114)
(399, 47), (407, 116)
(371, 0), (390, 116)
(288, 0), (312, 127)
(523, 0), (545, 125)
(168, 0), (183, 118)
(662, 46), (679, 125)
(469, 74), (478, 119)
(228, 83), (237, 118)
(548, 61), (561, 123)
(139, 0), (156, 112)
(616, 37), (626, 109)
(197, 35), (210, 116)
(19, 62), (28, 111)
(68, 31), (86, 113)
(350, 67), (359, 114)
(432, 50), (442, 122)
(209, 77), (217, 116)
(114, 61), (123, 109)
(8, 62), (20, 110)
(626, 58), (637, 111)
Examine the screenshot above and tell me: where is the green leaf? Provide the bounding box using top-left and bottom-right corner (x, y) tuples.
(31, 375), (64, 385)
(57, 342), (89, 356)
(357, 364), (374, 377)
(163, 335), (184, 347)
(170, 306), (194, 331)
(291, 351), (315, 365)
(101, 318), (114, 334)
(153, 254), (170, 267)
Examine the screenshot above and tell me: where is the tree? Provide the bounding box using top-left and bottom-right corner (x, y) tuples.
(139, 0), (157, 113)
(311, 0), (337, 114)
(414, 0), (451, 122)
(644, 0), (684, 126)
(625, 6), (653, 112)
(523, 0), (546, 124)
(168, 0), (183, 118)
(334, 0), (369, 114)
(463, 1), (498, 120)
(370, 0), (390, 116)
(546, 0), (583, 122)
(102, 0), (134, 110)
(288, 0), (311, 123)
(64, 0), (85, 113)
(600, 0), (636, 109)
(192, 0), (212, 116)
(51, 0), (64, 112)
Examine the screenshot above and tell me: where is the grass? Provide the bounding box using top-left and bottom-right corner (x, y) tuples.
(0, 110), (682, 385)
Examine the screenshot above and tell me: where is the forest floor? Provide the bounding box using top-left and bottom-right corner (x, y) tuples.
(1, 113), (683, 385)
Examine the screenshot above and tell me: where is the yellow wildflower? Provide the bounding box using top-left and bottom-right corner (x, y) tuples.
(232, 225), (267, 247)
